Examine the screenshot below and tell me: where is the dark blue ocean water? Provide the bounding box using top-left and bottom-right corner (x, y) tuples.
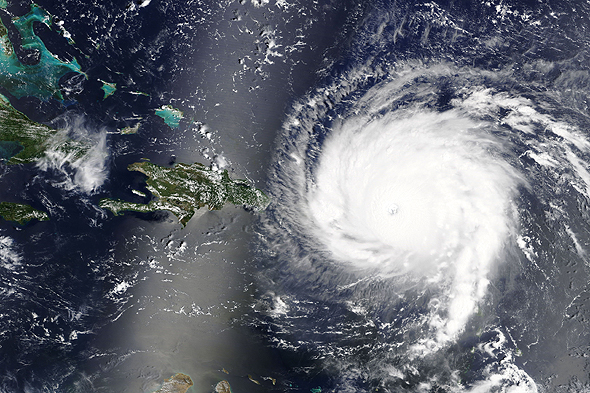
(1, 0), (590, 392)
(0, 0), (361, 391)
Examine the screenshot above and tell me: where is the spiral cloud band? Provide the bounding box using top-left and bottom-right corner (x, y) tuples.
(259, 60), (590, 391)
(308, 107), (524, 342)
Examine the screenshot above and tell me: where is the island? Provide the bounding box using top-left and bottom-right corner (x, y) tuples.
(0, 3), (90, 223)
(120, 122), (141, 134)
(99, 80), (117, 99)
(99, 160), (270, 226)
(155, 105), (184, 128)
(152, 373), (193, 393)
(215, 380), (232, 393)
(0, 3), (87, 165)
(0, 3), (84, 100)
(0, 93), (87, 164)
(0, 202), (49, 225)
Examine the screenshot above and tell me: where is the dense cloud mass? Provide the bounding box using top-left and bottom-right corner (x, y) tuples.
(256, 1), (590, 389)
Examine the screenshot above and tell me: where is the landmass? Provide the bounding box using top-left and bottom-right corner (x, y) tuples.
(0, 4), (87, 165)
(152, 373), (193, 393)
(0, 202), (49, 225)
(215, 380), (232, 393)
(99, 80), (117, 99)
(155, 105), (184, 128)
(120, 122), (141, 134)
(0, 93), (87, 164)
(0, 3), (90, 224)
(99, 160), (270, 226)
(0, 3), (83, 100)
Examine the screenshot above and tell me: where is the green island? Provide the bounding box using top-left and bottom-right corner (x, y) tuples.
(0, 3), (83, 100)
(0, 202), (49, 225)
(99, 160), (270, 226)
(0, 93), (87, 164)
(155, 105), (184, 128)
(151, 373), (193, 393)
(0, 3), (89, 224)
(99, 80), (117, 99)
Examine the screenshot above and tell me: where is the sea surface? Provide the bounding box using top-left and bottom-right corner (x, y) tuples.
(1, 0), (590, 392)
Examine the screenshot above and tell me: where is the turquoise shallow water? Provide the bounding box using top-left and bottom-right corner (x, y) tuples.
(0, 141), (22, 160)
(0, 4), (82, 100)
(154, 105), (183, 129)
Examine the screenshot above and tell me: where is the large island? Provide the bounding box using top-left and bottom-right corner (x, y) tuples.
(0, 94), (87, 164)
(100, 160), (270, 226)
(0, 202), (49, 225)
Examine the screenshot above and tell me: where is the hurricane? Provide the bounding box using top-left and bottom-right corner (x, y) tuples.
(3, 0), (590, 391)
(254, 1), (590, 391)
(307, 88), (526, 346)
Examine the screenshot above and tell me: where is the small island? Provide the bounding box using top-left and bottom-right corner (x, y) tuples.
(99, 80), (117, 99)
(155, 105), (184, 128)
(152, 373), (193, 393)
(120, 122), (141, 134)
(0, 202), (49, 225)
(215, 380), (232, 393)
(99, 160), (270, 226)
